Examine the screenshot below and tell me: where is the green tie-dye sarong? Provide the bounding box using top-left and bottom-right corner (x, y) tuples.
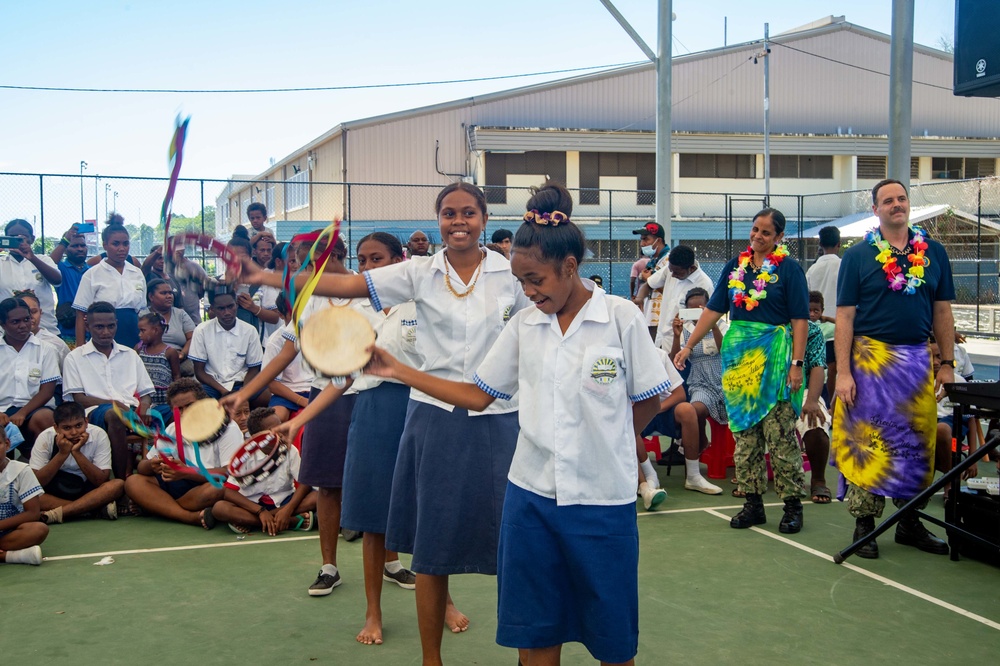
(721, 320), (803, 433)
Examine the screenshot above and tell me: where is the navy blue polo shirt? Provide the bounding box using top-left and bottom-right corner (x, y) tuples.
(837, 229), (954, 345)
(707, 254), (810, 324)
(56, 260), (89, 338)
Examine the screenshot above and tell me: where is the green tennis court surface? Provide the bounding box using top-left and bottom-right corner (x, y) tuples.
(4, 471), (998, 665)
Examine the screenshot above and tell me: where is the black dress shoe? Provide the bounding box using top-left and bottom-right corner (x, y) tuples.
(779, 498), (803, 534)
(895, 519), (949, 555)
(853, 516), (879, 559)
(730, 494), (766, 528)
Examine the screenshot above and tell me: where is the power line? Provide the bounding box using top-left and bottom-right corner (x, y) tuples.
(0, 61), (649, 95)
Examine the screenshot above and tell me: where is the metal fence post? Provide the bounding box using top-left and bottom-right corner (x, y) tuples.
(346, 182), (353, 265)
(608, 188), (614, 295)
(798, 194), (805, 260)
(976, 179), (982, 331)
(200, 179), (206, 269)
(38, 175), (45, 253)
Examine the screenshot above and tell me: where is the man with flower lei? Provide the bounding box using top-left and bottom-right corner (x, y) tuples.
(832, 178), (956, 559)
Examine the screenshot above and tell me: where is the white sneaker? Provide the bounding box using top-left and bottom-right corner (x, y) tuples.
(639, 482), (667, 511)
(6, 545), (43, 565)
(684, 476), (724, 495)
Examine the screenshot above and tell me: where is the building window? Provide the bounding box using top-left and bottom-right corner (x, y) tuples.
(770, 155), (833, 179)
(932, 157), (964, 179)
(266, 182), (275, 216)
(929, 157), (994, 179)
(964, 158), (996, 178)
(484, 151), (567, 204)
(579, 152), (656, 205)
(285, 169), (309, 211)
(679, 154), (755, 179)
(857, 156), (886, 179)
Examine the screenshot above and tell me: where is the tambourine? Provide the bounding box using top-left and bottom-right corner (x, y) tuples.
(227, 431), (289, 488)
(178, 398), (231, 445)
(299, 304), (376, 378)
(165, 232), (242, 285)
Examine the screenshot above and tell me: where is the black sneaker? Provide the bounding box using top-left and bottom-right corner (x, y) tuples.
(342, 529), (363, 542)
(383, 566), (417, 590)
(308, 570), (342, 596)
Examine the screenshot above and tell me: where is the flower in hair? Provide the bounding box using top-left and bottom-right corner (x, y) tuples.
(523, 209), (570, 226)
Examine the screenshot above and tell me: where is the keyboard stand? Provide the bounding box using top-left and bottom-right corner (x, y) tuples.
(834, 404), (1000, 564)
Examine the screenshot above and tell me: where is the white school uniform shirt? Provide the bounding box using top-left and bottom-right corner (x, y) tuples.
(223, 445), (301, 505)
(351, 300), (421, 393)
(71, 259), (147, 313)
(188, 318), (264, 391)
(366, 250), (530, 415)
(0, 460), (43, 521)
(264, 325), (312, 395)
(649, 265), (715, 352)
(653, 348), (685, 398)
(806, 253), (841, 318)
(284, 294), (367, 392)
(0, 333), (60, 410)
(0, 252), (60, 334)
(34, 328), (71, 373)
(29, 424), (112, 480)
(475, 283), (670, 506)
(149, 420), (245, 470)
(62, 341), (155, 410)
(258, 282), (281, 341)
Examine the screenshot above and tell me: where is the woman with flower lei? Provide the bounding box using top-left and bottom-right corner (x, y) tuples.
(674, 208), (810, 534)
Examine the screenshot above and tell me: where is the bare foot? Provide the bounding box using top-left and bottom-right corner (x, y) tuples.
(356, 615), (383, 645)
(445, 602), (469, 633)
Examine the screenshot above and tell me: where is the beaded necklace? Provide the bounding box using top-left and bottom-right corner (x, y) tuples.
(866, 226), (929, 294)
(442, 249), (485, 299)
(728, 244), (788, 311)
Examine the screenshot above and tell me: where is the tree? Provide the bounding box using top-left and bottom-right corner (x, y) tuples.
(937, 34), (954, 54)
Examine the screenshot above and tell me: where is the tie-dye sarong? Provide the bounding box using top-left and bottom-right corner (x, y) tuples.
(831, 336), (936, 498)
(721, 320), (803, 433)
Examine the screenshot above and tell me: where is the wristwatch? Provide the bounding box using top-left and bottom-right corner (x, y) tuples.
(791, 359), (804, 367)
(941, 359), (955, 368)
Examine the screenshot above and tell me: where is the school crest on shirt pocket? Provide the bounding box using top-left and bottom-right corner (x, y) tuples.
(591, 357), (618, 384)
(496, 296), (514, 327)
(28, 367), (42, 382)
(580, 345), (625, 399)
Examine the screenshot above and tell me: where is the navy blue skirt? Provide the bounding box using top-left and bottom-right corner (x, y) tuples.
(298, 387), (357, 489)
(115, 308), (140, 349)
(496, 482), (639, 664)
(385, 400), (518, 576)
(341, 382), (409, 534)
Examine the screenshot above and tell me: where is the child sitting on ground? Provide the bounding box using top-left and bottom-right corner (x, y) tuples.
(211, 407), (317, 535)
(232, 400), (251, 439)
(931, 339), (979, 482)
(29, 402), (125, 523)
(0, 427), (48, 565)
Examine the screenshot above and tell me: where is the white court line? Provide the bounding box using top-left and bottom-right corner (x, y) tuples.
(43, 534), (320, 562)
(637, 501), (784, 517)
(703, 508), (1000, 632)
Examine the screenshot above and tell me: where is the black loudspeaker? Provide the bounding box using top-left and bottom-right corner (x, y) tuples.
(954, 0), (1000, 97)
(957, 489), (1000, 566)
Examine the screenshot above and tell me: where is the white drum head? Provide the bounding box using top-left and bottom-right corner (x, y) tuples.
(299, 305), (376, 377)
(180, 399), (228, 443)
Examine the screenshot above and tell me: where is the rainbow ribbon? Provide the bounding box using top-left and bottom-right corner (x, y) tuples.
(283, 218), (342, 338)
(113, 403), (225, 488)
(160, 114), (190, 243)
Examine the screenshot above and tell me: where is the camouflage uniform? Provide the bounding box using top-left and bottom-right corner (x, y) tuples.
(845, 481), (929, 518)
(733, 401), (806, 500)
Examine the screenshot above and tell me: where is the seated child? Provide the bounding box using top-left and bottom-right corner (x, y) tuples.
(637, 348), (688, 510)
(135, 312), (181, 425)
(62, 301), (154, 482)
(0, 297), (59, 451)
(0, 427), (48, 565)
(29, 402), (125, 523)
(809, 290), (837, 405)
(263, 293), (312, 422)
(123, 379), (242, 528)
(14, 289), (71, 371)
(232, 400), (251, 439)
(795, 318), (833, 504)
(189, 290), (267, 406)
(211, 407), (317, 535)
(931, 340), (979, 481)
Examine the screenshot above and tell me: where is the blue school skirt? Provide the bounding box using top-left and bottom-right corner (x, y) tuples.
(341, 382), (409, 534)
(115, 308), (140, 349)
(496, 482), (639, 664)
(385, 400), (518, 576)
(298, 388), (357, 489)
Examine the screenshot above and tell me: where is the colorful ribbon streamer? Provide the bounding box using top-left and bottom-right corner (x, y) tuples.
(160, 114), (190, 242)
(283, 218), (342, 338)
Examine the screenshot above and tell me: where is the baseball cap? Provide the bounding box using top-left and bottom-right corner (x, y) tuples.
(631, 222), (664, 239)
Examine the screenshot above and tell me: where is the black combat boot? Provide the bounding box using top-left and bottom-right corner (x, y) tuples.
(730, 493), (766, 528)
(779, 497), (803, 534)
(853, 516), (879, 559)
(895, 515), (949, 555)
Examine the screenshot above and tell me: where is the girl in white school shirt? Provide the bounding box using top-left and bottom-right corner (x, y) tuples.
(241, 181), (530, 664)
(72, 223), (146, 349)
(365, 181), (668, 666)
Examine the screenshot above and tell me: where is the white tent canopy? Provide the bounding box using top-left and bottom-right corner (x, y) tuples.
(801, 204), (999, 238)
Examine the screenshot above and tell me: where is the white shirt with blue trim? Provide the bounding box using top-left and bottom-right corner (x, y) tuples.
(0, 460), (43, 521)
(474, 284), (671, 506)
(364, 250), (530, 415)
(0, 333), (60, 410)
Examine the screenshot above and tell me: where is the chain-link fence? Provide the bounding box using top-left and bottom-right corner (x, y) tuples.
(2, 172), (998, 333)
